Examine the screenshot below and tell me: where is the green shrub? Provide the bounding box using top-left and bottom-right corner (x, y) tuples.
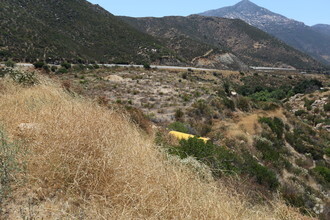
(250, 90), (286, 102)
(61, 62), (72, 69)
(313, 166), (330, 183)
(324, 102), (330, 112)
(168, 122), (189, 133)
(222, 97), (235, 111)
(285, 129), (324, 160)
(304, 98), (314, 111)
(243, 154), (279, 190)
(236, 96), (250, 112)
(255, 137), (280, 162)
(143, 63), (151, 70)
(223, 80), (230, 96)
(0, 68), (10, 77)
(9, 70), (39, 86)
(172, 137), (241, 176)
(325, 147), (330, 157)
(294, 110), (307, 116)
(293, 79), (323, 94)
(259, 117), (284, 138)
(33, 61), (45, 69)
(56, 67), (68, 74)
(73, 64), (86, 71)
(192, 99), (213, 118)
(261, 102), (280, 111)
(42, 64), (50, 73)
(5, 59), (15, 68)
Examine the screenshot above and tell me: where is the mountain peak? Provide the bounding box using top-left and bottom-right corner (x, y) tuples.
(233, 0), (265, 12)
(236, 0), (253, 5)
(198, 1), (330, 65)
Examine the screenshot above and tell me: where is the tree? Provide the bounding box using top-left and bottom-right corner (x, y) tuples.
(5, 59), (15, 68)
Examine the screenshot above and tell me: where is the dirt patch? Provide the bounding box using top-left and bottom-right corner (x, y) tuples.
(213, 109), (285, 145)
(103, 74), (126, 82)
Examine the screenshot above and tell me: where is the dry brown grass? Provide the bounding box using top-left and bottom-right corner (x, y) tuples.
(0, 77), (309, 219)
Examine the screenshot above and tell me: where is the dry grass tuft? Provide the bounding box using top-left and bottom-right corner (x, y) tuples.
(0, 78), (309, 219)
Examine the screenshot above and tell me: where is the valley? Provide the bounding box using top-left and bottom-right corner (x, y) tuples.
(0, 0), (330, 219)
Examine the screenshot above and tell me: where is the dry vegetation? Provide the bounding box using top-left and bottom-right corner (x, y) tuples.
(0, 75), (307, 219)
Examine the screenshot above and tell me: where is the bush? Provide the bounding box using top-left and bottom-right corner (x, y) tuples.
(243, 154), (279, 190)
(293, 79), (323, 94)
(172, 137), (241, 176)
(304, 98), (314, 111)
(285, 130), (324, 160)
(294, 110), (307, 116)
(325, 147), (330, 157)
(174, 109), (184, 121)
(9, 70), (39, 86)
(33, 61), (45, 69)
(281, 183), (306, 209)
(56, 67), (68, 74)
(313, 166), (330, 183)
(42, 64), (50, 73)
(250, 90), (286, 102)
(223, 80), (230, 96)
(73, 64), (87, 71)
(324, 102), (330, 112)
(61, 62), (72, 69)
(51, 65), (58, 72)
(5, 59), (15, 68)
(236, 96), (250, 112)
(192, 99), (213, 118)
(222, 97), (235, 111)
(143, 63), (151, 70)
(259, 117), (284, 138)
(255, 137), (280, 162)
(168, 122), (189, 133)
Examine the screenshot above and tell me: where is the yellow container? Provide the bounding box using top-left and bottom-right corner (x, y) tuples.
(169, 131), (210, 143)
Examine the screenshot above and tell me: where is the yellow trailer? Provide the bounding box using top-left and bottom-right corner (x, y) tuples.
(169, 131), (210, 143)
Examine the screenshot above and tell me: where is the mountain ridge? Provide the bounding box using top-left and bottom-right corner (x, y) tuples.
(312, 24), (330, 37)
(198, 0), (330, 66)
(121, 14), (323, 70)
(0, 0), (174, 64)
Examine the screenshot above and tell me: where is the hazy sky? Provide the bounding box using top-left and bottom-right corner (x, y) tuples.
(88, 0), (330, 26)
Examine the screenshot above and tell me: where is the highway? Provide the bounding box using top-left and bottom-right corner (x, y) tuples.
(0, 63), (220, 72)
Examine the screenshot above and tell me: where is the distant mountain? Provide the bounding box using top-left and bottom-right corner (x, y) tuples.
(0, 0), (173, 64)
(312, 24), (330, 37)
(121, 15), (323, 70)
(0, 0), (325, 70)
(199, 0), (330, 66)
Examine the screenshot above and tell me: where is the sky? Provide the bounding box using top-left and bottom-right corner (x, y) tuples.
(88, 0), (330, 26)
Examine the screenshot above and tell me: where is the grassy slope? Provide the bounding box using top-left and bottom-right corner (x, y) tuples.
(0, 75), (305, 219)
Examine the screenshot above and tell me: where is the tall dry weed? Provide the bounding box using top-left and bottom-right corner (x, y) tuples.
(0, 78), (309, 219)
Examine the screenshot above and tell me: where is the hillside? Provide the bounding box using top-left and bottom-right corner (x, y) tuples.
(0, 0), (173, 64)
(121, 15), (323, 70)
(32, 63), (329, 218)
(0, 68), (309, 219)
(199, 0), (330, 66)
(312, 24), (330, 37)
